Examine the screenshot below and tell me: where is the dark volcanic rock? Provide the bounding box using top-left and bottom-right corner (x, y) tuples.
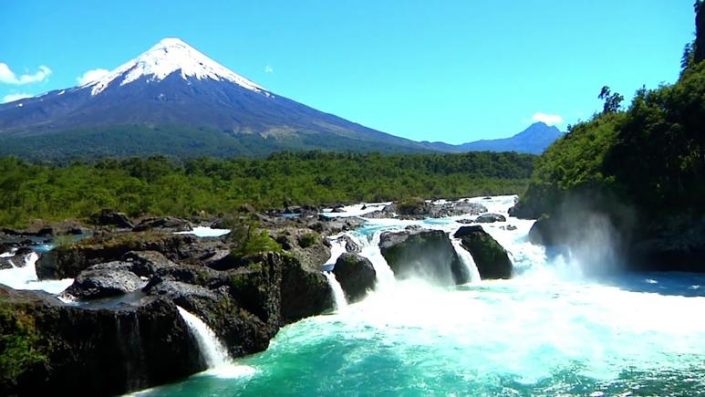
(64, 262), (145, 300)
(528, 215), (562, 246)
(333, 253), (376, 302)
(476, 213), (507, 223)
(380, 229), (468, 285)
(341, 235), (361, 253)
(0, 257), (15, 270)
(629, 217), (705, 272)
(280, 255), (333, 323)
(454, 226), (512, 279)
(36, 233), (226, 280)
(90, 209), (134, 229)
(363, 199), (487, 220)
(0, 250), (34, 270)
(0, 286), (202, 397)
(145, 280), (218, 302)
(200, 249), (235, 270)
(122, 250), (180, 275)
(272, 228), (330, 272)
(133, 217), (193, 233)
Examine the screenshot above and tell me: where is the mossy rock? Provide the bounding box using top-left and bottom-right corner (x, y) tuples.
(454, 226), (512, 279)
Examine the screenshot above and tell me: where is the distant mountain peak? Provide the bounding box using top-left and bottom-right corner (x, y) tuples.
(446, 121), (564, 154)
(82, 37), (268, 96)
(515, 121), (561, 138)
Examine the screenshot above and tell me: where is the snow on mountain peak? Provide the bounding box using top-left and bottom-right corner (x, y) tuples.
(83, 37), (267, 96)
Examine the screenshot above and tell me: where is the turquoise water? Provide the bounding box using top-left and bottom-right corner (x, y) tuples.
(139, 274), (705, 397)
(136, 197), (705, 396)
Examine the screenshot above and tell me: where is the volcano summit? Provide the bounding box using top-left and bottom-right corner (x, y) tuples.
(0, 38), (429, 158)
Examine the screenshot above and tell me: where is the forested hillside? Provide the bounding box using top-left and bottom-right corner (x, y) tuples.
(0, 151), (533, 227)
(515, 1), (705, 269)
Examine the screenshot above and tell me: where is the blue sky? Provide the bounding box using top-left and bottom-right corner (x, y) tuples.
(0, 0), (696, 143)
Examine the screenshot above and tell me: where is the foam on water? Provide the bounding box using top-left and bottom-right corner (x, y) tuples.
(137, 195), (705, 396)
(321, 202), (390, 218)
(176, 226), (231, 238)
(0, 252), (73, 294)
(324, 238), (347, 266)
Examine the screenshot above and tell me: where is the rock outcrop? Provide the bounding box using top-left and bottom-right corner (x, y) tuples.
(280, 254), (333, 323)
(64, 262), (145, 300)
(333, 253), (376, 302)
(366, 199), (488, 220)
(4, 230), (334, 396)
(36, 232), (227, 280)
(90, 209), (134, 229)
(476, 213), (507, 223)
(454, 226), (512, 279)
(133, 217), (193, 233)
(0, 285), (203, 397)
(379, 229), (468, 285)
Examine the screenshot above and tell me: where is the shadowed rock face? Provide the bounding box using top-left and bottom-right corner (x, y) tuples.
(379, 229), (469, 285)
(0, 286), (203, 397)
(333, 253), (376, 302)
(280, 255), (333, 323)
(454, 226), (512, 279)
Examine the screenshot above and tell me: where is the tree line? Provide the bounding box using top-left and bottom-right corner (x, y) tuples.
(0, 151), (534, 227)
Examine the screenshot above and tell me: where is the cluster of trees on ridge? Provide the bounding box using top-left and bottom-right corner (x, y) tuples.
(518, 1), (705, 222)
(0, 151), (534, 228)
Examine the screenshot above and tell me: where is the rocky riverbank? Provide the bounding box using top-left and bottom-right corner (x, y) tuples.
(0, 198), (513, 396)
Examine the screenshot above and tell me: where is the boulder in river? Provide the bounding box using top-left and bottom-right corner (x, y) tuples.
(133, 216), (193, 233)
(333, 253), (376, 302)
(380, 229), (468, 285)
(476, 213), (507, 223)
(64, 261), (145, 300)
(454, 226), (512, 279)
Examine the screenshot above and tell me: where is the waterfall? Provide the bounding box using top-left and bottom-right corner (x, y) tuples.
(176, 306), (231, 368)
(451, 237), (481, 283)
(324, 238), (348, 267)
(357, 231), (396, 290)
(323, 271), (348, 311)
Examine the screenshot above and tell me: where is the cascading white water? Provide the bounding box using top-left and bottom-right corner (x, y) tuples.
(356, 232), (396, 290)
(324, 238), (348, 266)
(176, 306), (231, 368)
(0, 252), (74, 294)
(450, 237), (481, 283)
(323, 272), (348, 311)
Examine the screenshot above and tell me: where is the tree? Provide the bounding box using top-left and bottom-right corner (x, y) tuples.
(695, 0), (705, 63)
(598, 86), (624, 114)
(682, 41), (695, 72)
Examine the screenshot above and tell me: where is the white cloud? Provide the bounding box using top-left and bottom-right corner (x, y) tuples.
(264, 64), (274, 74)
(2, 93), (32, 103)
(0, 63), (52, 85)
(531, 112), (563, 126)
(76, 68), (110, 85)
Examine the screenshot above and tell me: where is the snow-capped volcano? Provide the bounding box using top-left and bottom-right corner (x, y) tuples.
(0, 38), (428, 158)
(83, 38), (268, 96)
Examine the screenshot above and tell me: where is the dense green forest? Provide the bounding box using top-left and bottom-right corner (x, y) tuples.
(0, 151), (534, 227)
(518, 1), (705, 221)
